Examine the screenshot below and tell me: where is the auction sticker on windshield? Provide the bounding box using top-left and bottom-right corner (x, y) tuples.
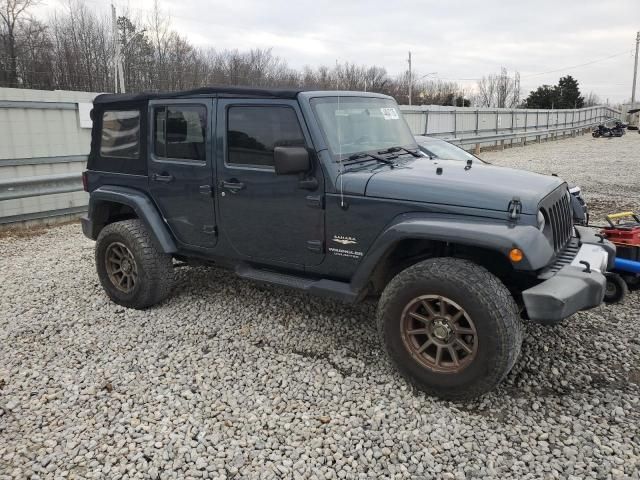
(380, 107), (400, 120)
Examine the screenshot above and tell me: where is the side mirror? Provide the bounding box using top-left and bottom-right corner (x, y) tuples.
(274, 146), (310, 175)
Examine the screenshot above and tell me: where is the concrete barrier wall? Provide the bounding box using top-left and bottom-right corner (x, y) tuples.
(0, 88), (98, 225)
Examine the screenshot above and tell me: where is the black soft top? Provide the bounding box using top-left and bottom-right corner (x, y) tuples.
(93, 86), (305, 105)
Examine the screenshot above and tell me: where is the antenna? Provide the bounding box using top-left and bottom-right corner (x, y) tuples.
(336, 59), (345, 208)
(336, 69), (344, 209)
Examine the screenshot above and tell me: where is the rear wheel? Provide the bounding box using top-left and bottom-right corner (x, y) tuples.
(377, 258), (523, 400)
(95, 219), (175, 309)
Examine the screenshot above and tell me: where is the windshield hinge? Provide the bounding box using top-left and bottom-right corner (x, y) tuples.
(306, 195), (324, 209)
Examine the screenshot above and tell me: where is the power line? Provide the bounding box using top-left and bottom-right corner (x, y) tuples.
(437, 50), (633, 83)
(520, 50), (633, 78)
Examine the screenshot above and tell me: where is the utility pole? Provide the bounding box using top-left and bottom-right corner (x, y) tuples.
(112, 4), (120, 93)
(407, 51), (412, 106)
(111, 4), (128, 93)
(632, 31), (640, 107)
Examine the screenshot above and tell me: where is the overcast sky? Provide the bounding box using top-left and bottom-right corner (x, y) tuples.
(41, 0), (640, 103)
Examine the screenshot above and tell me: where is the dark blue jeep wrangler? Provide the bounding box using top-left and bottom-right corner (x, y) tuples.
(82, 86), (614, 399)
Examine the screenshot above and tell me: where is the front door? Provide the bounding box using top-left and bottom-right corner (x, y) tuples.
(148, 99), (217, 248)
(216, 99), (325, 266)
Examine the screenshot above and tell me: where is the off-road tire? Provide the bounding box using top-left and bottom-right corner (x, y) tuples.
(95, 219), (175, 309)
(377, 257), (523, 401)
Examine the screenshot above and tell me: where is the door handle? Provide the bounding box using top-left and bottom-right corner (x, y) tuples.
(152, 173), (174, 183)
(221, 180), (245, 193)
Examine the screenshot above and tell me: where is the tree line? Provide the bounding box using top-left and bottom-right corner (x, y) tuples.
(0, 0), (600, 109)
(0, 0), (469, 105)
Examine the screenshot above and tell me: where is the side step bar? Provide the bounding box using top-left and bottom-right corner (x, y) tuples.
(235, 264), (359, 303)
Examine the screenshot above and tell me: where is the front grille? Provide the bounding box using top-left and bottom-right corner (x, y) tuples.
(538, 238), (580, 279)
(541, 187), (574, 252)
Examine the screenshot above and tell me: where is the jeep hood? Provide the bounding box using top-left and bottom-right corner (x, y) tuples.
(345, 159), (564, 214)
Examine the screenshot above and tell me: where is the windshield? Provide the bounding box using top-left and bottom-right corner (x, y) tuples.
(311, 97), (417, 157)
(419, 140), (481, 162)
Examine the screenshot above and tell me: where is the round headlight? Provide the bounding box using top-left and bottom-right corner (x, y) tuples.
(537, 210), (546, 231)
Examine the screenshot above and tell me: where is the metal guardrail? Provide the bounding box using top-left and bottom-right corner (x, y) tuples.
(2, 154), (87, 167)
(0, 171), (82, 201)
(0, 100), (78, 110)
(399, 105), (621, 148)
(436, 125), (593, 148)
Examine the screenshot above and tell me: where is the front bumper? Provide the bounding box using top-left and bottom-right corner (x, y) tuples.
(522, 226), (614, 324)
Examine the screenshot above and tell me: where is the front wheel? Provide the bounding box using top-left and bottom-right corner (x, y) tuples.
(377, 258), (523, 400)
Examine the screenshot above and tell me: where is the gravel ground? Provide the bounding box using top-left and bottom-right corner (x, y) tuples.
(1, 133), (639, 479)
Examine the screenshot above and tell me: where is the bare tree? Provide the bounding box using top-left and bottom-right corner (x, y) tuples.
(583, 91), (600, 108)
(0, 0), (39, 86)
(0, 0), (469, 105)
(49, 0), (111, 91)
(12, 16), (51, 88)
(476, 68), (520, 108)
(477, 75), (497, 107)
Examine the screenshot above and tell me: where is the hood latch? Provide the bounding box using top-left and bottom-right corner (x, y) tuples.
(508, 197), (522, 220)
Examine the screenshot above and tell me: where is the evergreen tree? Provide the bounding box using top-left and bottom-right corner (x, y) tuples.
(557, 75), (584, 108)
(524, 76), (585, 109)
(524, 85), (557, 109)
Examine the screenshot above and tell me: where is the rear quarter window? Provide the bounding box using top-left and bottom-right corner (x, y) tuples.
(100, 110), (141, 159)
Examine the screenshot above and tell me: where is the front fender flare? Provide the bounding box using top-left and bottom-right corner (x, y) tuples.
(86, 185), (177, 253)
(351, 213), (554, 291)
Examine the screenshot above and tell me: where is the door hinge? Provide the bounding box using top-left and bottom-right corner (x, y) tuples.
(299, 177), (319, 190)
(306, 195), (324, 209)
(306, 240), (324, 253)
(203, 225), (217, 235)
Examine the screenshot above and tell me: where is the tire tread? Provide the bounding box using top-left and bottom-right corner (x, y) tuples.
(96, 219), (174, 309)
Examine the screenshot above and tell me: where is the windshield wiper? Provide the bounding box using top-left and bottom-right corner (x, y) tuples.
(340, 152), (396, 167)
(378, 146), (422, 158)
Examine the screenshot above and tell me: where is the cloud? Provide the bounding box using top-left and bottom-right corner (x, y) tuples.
(36, 0), (639, 102)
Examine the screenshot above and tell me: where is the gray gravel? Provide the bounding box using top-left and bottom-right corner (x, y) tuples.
(1, 133), (639, 479)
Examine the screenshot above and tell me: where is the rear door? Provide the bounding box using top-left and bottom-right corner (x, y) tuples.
(148, 98), (217, 248)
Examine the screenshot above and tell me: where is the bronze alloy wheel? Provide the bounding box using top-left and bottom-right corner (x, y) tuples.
(400, 295), (478, 374)
(105, 241), (138, 293)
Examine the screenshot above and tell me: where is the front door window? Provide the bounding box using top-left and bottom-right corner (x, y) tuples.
(227, 106), (305, 168)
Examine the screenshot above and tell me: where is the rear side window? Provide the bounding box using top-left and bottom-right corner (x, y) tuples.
(154, 106), (206, 161)
(227, 106), (305, 167)
(100, 110), (140, 159)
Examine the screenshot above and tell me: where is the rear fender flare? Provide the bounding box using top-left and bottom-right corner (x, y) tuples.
(88, 185), (177, 253)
